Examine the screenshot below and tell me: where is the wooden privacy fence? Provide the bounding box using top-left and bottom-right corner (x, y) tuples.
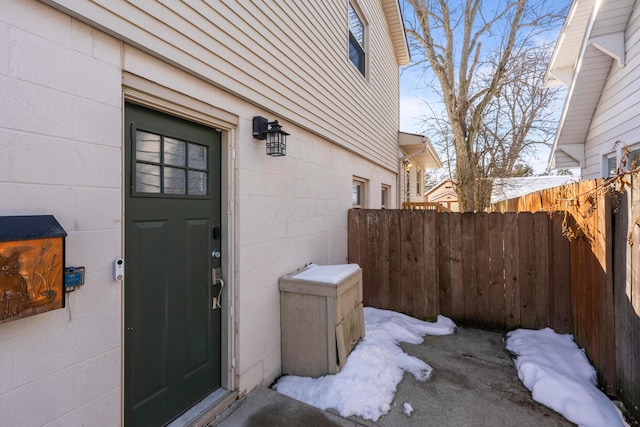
(494, 177), (638, 418)
(348, 177), (639, 417)
(348, 209), (573, 331)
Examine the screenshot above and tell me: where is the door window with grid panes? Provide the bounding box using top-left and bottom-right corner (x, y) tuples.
(134, 130), (208, 197)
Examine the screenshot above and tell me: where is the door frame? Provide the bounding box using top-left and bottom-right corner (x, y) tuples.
(122, 73), (239, 414)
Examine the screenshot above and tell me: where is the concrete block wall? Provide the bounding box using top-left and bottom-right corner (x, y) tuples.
(0, 1), (123, 425)
(235, 118), (396, 390)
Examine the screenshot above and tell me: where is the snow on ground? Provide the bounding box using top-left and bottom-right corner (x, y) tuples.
(506, 327), (628, 427)
(274, 307), (627, 426)
(402, 402), (414, 417)
(273, 307), (456, 421)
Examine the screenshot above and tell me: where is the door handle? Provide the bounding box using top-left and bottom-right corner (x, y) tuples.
(212, 267), (224, 310)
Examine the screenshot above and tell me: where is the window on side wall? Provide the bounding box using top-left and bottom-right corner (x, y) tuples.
(352, 177), (367, 208)
(381, 185), (390, 208)
(604, 153), (617, 177)
(416, 169), (422, 195)
(628, 145), (640, 171)
(348, 2), (366, 76)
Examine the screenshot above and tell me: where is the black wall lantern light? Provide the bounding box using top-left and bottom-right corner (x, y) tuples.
(252, 116), (289, 157)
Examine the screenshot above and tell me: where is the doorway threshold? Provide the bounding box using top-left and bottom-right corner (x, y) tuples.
(167, 388), (238, 427)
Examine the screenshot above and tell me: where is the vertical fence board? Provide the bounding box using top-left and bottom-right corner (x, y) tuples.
(518, 213), (536, 328)
(461, 213), (477, 324)
(504, 213), (521, 330)
(358, 210), (372, 307)
(449, 213), (465, 320)
(533, 213), (550, 328)
(629, 174), (640, 414)
(600, 192), (616, 395)
(570, 214), (586, 368)
(438, 213), (452, 317)
(488, 214), (505, 328)
(410, 212), (426, 318)
(365, 211), (380, 308)
(423, 211), (439, 321)
(399, 210), (414, 315)
(549, 212), (572, 333)
(475, 213), (491, 328)
(388, 210), (402, 313)
(347, 210), (360, 268)
(614, 189), (631, 402)
(376, 210), (391, 310)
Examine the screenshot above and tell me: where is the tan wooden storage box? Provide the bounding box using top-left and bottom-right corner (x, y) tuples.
(279, 264), (365, 377)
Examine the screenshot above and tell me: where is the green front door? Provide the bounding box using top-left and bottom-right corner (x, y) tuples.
(124, 103), (222, 426)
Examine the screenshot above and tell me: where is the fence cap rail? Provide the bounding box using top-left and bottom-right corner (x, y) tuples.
(402, 202), (452, 212)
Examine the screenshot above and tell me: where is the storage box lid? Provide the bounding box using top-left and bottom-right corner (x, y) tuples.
(0, 215), (67, 242)
(291, 263), (360, 284)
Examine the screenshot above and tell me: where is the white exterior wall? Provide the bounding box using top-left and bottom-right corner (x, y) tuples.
(582, 4), (640, 179)
(235, 122), (396, 390)
(0, 1), (123, 425)
(0, 1), (399, 424)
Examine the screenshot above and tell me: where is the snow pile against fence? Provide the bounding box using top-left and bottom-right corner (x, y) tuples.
(506, 328), (627, 427)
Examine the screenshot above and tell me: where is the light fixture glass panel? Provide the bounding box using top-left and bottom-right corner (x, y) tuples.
(136, 163), (161, 193)
(164, 167), (186, 194)
(164, 137), (186, 166)
(188, 170), (207, 195)
(136, 130), (161, 163)
(188, 143), (207, 170)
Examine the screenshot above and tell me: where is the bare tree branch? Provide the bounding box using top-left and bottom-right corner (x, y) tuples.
(403, 0), (569, 211)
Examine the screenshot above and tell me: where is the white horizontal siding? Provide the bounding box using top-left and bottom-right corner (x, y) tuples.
(43, 0), (402, 171)
(583, 1), (640, 178)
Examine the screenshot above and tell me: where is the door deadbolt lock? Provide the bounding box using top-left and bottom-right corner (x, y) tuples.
(211, 250), (221, 259)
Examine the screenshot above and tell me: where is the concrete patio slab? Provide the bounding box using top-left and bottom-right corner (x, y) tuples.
(206, 327), (575, 427)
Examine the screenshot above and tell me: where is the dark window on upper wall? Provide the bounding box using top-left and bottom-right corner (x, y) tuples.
(348, 2), (365, 76)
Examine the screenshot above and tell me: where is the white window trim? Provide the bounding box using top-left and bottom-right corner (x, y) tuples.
(603, 142), (640, 177)
(381, 184), (391, 209)
(348, 0), (369, 78)
(353, 176), (368, 208)
(628, 143), (640, 171)
(602, 151), (617, 178)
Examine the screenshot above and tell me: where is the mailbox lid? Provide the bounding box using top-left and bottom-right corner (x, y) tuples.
(0, 215), (67, 242)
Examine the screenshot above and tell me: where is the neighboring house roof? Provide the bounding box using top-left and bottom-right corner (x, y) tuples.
(545, 0), (636, 169)
(382, 0), (411, 66)
(399, 132), (442, 169)
(425, 179), (456, 198)
(490, 176), (578, 203)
